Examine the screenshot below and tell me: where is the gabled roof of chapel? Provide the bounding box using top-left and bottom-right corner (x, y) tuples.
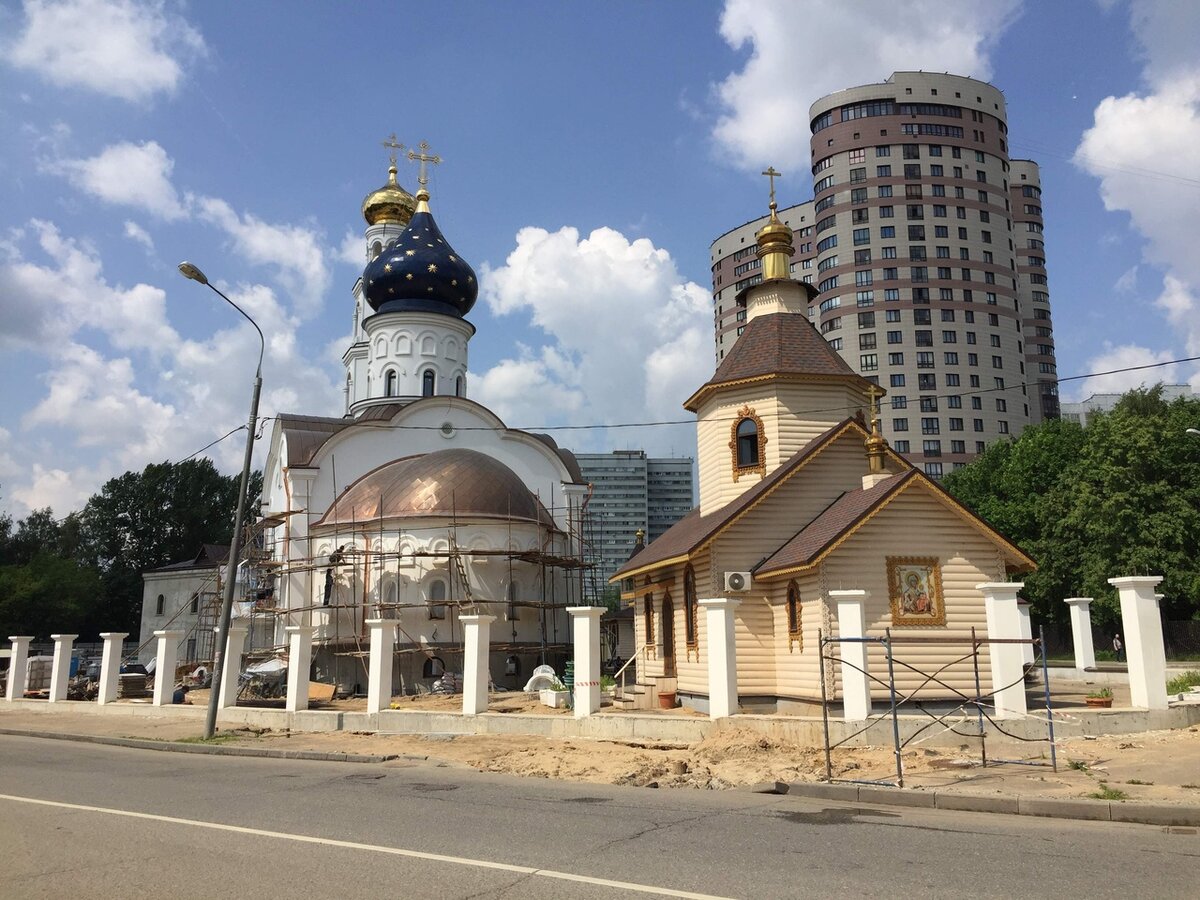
(684, 312), (875, 411)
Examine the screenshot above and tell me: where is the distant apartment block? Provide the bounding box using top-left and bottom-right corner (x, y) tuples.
(710, 72), (1059, 476)
(576, 451), (695, 592)
(1060, 385), (1194, 428)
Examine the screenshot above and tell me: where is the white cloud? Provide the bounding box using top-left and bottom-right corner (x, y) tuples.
(711, 0), (1022, 170)
(1077, 343), (1178, 397)
(195, 197), (331, 317)
(337, 230), (366, 266)
(0, 219), (179, 352)
(51, 141), (184, 220)
(5, 0), (205, 102)
(1073, 0), (1200, 380)
(1114, 265), (1138, 294)
(475, 225), (710, 450)
(124, 220), (155, 252)
(11, 464), (93, 517)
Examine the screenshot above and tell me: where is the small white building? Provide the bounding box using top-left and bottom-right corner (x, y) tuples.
(138, 544), (227, 664)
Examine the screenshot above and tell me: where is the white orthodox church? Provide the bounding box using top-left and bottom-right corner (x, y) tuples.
(258, 150), (588, 694)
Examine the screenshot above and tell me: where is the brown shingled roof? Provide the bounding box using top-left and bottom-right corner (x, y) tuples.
(685, 313), (871, 411)
(611, 418), (861, 580)
(754, 471), (916, 575)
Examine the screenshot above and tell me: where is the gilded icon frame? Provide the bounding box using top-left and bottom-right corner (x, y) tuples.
(887, 556), (945, 627)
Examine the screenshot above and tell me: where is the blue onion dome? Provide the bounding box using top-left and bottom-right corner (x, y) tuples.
(362, 189), (478, 317)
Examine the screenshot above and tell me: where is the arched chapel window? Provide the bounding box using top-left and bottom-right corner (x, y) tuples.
(683, 564), (697, 649)
(155, 594), (165, 616)
(422, 370), (436, 397)
(786, 579), (802, 651)
(428, 578), (446, 619)
(730, 406), (767, 480)
(507, 581), (519, 621)
(455, 375), (464, 397)
(385, 370), (397, 397)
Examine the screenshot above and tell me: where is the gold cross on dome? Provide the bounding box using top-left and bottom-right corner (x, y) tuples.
(761, 166), (782, 209)
(407, 140), (442, 188)
(867, 385), (881, 432)
(381, 133), (406, 166)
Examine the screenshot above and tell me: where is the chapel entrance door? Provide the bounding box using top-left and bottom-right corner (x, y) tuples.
(661, 594), (676, 677)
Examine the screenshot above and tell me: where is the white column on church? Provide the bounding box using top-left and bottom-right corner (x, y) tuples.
(1064, 598), (1096, 670)
(285, 625), (314, 712)
(97, 632), (127, 705)
(567, 607), (603, 717)
(1108, 576), (1168, 710)
(5, 637), (33, 700)
(831, 590), (871, 721)
(217, 624), (249, 710)
(365, 619), (397, 714)
(979, 582), (1027, 719)
(699, 598), (740, 719)
(49, 634), (77, 702)
(461, 614), (495, 716)
(153, 630), (184, 706)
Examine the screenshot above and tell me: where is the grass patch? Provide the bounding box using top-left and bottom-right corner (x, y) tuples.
(1182, 784), (1200, 790)
(1089, 783), (1128, 801)
(1165, 671), (1200, 695)
(1125, 779), (1154, 786)
(1067, 759), (1090, 772)
(176, 733), (241, 745)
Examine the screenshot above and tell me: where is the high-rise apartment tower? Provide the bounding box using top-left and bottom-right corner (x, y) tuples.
(710, 72), (1058, 476)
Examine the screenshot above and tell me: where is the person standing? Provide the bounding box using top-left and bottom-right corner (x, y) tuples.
(1113, 633), (1124, 663)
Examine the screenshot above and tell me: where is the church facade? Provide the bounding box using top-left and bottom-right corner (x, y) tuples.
(613, 186), (1035, 714)
(259, 151), (589, 694)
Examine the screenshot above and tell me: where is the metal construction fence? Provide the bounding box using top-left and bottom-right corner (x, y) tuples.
(818, 626), (1057, 788)
(1040, 620), (1200, 660)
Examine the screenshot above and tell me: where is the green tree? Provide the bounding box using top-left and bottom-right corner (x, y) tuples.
(77, 460), (262, 635)
(944, 386), (1200, 631)
(0, 552), (103, 640)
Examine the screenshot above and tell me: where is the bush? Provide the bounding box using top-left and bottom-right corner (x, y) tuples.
(1166, 671), (1200, 695)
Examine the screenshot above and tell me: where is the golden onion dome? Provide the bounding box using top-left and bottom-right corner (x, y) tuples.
(756, 209), (794, 280)
(361, 164), (416, 226)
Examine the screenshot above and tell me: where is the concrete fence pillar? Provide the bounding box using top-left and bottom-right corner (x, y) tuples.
(461, 614), (495, 716)
(699, 598), (740, 719)
(217, 624), (249, 709)
(1108, 576), (1167, 710)
(830, 590), (871, 721)
(1064, 598), (1096, 670)
(5, 637), (33, 700)
(49, 634), (78, 702)
(285, 625), (314, 713)
(567, 607), (604, 717)
(153, 630), (184, 706)
(365, 618), (397, 715)
(97, 632), (128, 705)
(979, 582), (1027, 719)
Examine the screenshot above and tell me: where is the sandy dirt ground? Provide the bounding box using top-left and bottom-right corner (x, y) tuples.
(4, 694), (1198, 805)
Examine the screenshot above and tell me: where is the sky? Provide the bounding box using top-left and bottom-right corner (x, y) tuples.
(2, 0), (1199, 519)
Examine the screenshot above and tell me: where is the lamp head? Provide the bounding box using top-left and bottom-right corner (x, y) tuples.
(177, 261), (209, 285)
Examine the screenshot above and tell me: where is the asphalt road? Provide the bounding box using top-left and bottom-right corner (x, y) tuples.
(0, 735), (1196, 899)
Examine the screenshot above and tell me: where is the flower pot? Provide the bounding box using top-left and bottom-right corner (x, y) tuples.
(1085, 696), (1113, 708)
(658, 691), (677, 709)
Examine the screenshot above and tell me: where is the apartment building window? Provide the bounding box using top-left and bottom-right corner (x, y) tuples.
(921, 418), (940, 434)
(856, 291), (875, 306)
(998, 420), (1010, 434)
(973, 418), (984, 432)
(915, 330), (933, 346)
(893, 418), (909, 431)
(855, 269), (873, 285)
(860, 354), (878, 371)
(904, 144), (920, 159)
(944, 352), (959, 365)
(946, 374), (961, 387)
(878, 184), (893, 198)
(996, 398), (1007, 412)
(858, 311), (875, 328)
(880, 206), (894, 218)
(890, 374), (906, 387)
(859, 333), (877, 350)
(876, 145), (891, 157)
(949, 418), (964, 431)
(887, 330), (903, 344)
(888, 352), (904, 365)
(894, 440), (910, 453)
(853, 227), (871, 245)
(947, 394), (962, 407)
(892, 395), (907, 409)
(923, 440), (942, 457)
(881, 246), (897, 259)
(918, 374), (937, 390)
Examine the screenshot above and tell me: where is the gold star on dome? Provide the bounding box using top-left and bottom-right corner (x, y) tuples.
(451, 279), (457, 286)
(388, 287), (394, 294)
(467, 276), (474, 283)
(405, 250), (415, 256)
(427, 286), (434, 292)
(406, 273), (413, 280)
(448, 255), (456, 262)
(427, 264), (437, 273)
(426, 243), (434, 247)
(384, 264), (392, 272)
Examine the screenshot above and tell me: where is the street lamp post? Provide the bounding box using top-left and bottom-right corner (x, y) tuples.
(178, 261), (264, 740)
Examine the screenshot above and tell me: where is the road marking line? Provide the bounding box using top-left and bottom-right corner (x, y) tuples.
(0, 792), (731, 899)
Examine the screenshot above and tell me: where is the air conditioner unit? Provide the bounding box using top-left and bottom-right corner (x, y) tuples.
(724, 571), (752, 593)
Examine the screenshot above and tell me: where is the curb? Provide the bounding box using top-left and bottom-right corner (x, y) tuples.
(772, 781), (1200, 828)
(0, 728), (396, 764)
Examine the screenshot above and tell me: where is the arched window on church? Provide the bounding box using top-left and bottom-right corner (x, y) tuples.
(422, 369), (436, 397)
(189, 593), (199, 614)
(422, 656), (446, 678)
(371, 240), (382, 259)
(683, 564), (697, 650)
(643, 592), (655, 649)
(455, 375), (464, 397)
(786, 579), (802, 651)
(155, 594), (165, 616)
(506, 581), (519, 621)
(730, 406), (766, 480)
(384, 370), (397, 397)
(428, 578), (446, 619)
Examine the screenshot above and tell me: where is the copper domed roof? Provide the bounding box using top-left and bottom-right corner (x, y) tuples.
(317, 449), (552, 528)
